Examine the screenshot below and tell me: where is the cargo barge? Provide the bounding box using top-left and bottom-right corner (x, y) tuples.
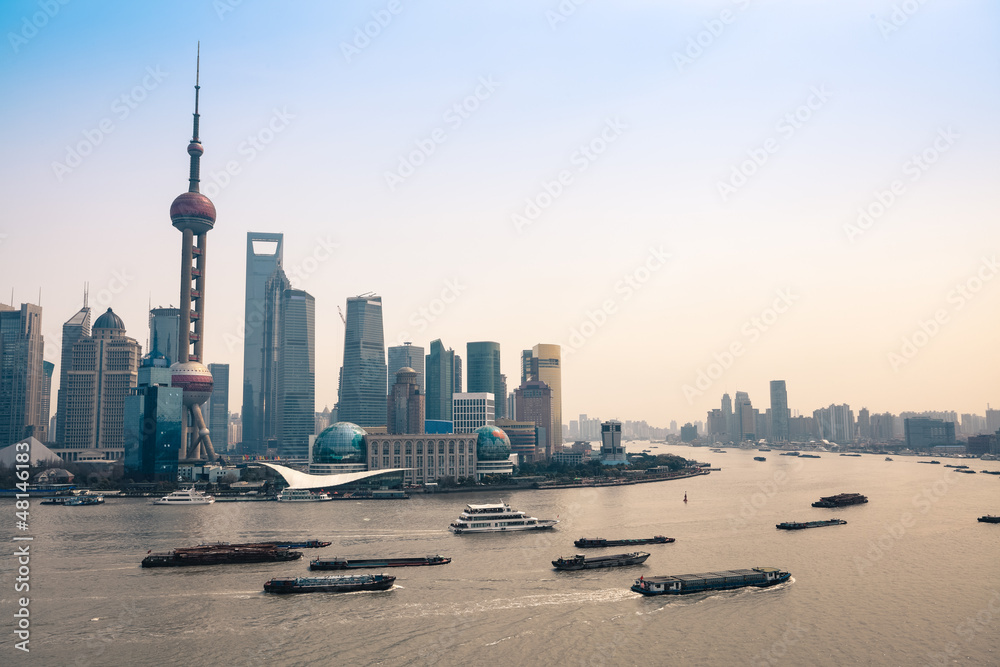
(977, 515), (1000, 523)
(274, 539), (331, 549)
(142, 544), (303, 567)
(812, 493), (868, 508)
(574, 536), (673, 548)
(631, 566), (790, 595)
(753, 457), (766, 461)
(310, 555), (450, 570)
(776, 519), (846, 530)
(553, 551), (649, 570)
(264, 573), (395, 593)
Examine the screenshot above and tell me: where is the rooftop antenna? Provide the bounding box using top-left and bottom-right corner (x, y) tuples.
(83, 282), (89, 308)
(187, 41), (203, 194)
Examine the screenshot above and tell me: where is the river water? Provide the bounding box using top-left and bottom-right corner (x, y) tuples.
(4, 443), (999, 666)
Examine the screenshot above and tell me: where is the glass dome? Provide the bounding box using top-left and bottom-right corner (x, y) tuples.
(476, 426), (511, 461)
(312, 422), (367, 464)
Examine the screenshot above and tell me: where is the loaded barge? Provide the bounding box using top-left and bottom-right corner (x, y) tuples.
(553, 552), (649, 570)
(311, 555), (450, 570)
(978, 515), (1000, 523)
(264, 573), (395, 593)
(142, 544), (302, 567)
(632, 566), (790, 595)
(574, 536), (673, 548)
(776, 519), (847, 530)
(812, 493), (868, 508)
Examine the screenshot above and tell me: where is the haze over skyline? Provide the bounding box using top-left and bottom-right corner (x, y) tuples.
(2, 0), (998, 427)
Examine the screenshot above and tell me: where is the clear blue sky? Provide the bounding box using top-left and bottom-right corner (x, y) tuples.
(2, 0), (998, 426)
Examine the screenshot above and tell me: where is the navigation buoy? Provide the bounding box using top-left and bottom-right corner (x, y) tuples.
(683, 492), (688, 503)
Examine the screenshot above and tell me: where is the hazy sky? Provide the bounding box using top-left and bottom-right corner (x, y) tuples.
(2, 0), (998, 427)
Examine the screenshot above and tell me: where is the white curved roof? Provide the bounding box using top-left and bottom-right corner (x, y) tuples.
(260, 462), (408, 490)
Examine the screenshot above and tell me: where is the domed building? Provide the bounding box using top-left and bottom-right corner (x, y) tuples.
(473, 425), (514, 478)
(310, 422), (369, 474)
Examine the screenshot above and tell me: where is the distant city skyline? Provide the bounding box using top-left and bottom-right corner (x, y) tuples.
(3, 1), (998, 428)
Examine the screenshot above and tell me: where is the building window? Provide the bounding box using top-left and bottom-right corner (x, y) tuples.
(394, 456), (400, 467)
(405, 442), (412, 455)
(405, 456), (412, 467)
(448, 442), (454, 454)
(416, 443), (423, 455)
(394, 443), (400, 455)
(383, 456), (390, 467)
(416, 456), (422, 467)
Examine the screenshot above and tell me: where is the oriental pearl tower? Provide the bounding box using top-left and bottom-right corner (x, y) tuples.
(169, 45), (217, 462)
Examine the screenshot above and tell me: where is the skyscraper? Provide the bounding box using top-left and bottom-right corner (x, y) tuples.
(207, 363), (229, 451)
(769, 380), (789, 443)
(388, 342), (424, 393)
(387, 366), (424, 435)
(425, 339), (455, 421)
(261, 267), (290, 449)
(124, 354), (183, 481)
(514, 379), (552, 459)
(56, 301), (90, 443)
(338, 295), (386, 427)
(467, 341), (504, 419)
(733, 391), (754, 441)
(0, 302), (46, 444)
(276, 288), (315, 457)
(63, 308), (141, 456)
(148, 307), (181, 365)
(242, 231), (283, 454)
(168, 47), (218, 462)
(453, 354), (462, 393)
(721, 393), (734, 442)
(40, 360), (54, 440)
(531, 344), (562, 452)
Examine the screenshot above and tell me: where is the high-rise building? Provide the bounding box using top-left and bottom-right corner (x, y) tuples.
(733, 391), (754, 441)
(207, 363), (229, 451)
(531, 344), (562, 452)
(986, 407), (1000, 433)
(262, 267), (291, 449)
(813, 404), (854, 443)
(520, 349), (533, 385)
(124, 355), (184, 481)
(452, 392), (495, 433)
(721, 393), (734, 442)
(425, 339), (454, 421)
(0, 302), (46, 444)
(40, 361), (54, 440)
(148, 307), (181, 366)
(63, 308), (141, 457)
(388, 342), (425, 393)
(276, 289), (315, 458)
(168, 49), (219, 462)
(769, 380), (789, 443)
(514, 379), (552, 459)
(467, 341), (504, 419)
(56, 302), (90, 443)
(387, 366), (425, 435)
(242, 231), (284, 454)
(453, 354), (462, 393)
(338, 295), (386, 427)
(600, 419), (626, 464)
(857, 408), (871, 440)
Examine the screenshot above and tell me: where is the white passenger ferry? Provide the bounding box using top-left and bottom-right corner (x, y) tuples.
(448, 500), (558, 534)
(152, 487), (215, 505)
(277, 489), (332, 502)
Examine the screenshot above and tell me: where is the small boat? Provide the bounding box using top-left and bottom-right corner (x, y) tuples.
(754, 456), (766, 462)
(632, 566), (790, 596)
(63, 495), (104, 506)
(918, 460), (941, 464)
(812, 493), (867, 508)
(264, 573), (396, 593)
(955, 469), (976, 474)
(152, 487), (215, 505)
(780, 451), (800, 456)
(799, 454), (821, 459)
(758, 447), (771, 452)
(310, 555), (451, 570)
(574, 536), (674, 548)
(980, 470), (1000, 475)
(776, 519), (847, 530)
(840, 453), (861, 457)
(277, 489), (333, 502)
(273, 539), (331, 549)
(944, 464), (969, 469)
(553, 551), (650, 570)
(977, 515), (1000, 523)
(885, 457), (893, 461)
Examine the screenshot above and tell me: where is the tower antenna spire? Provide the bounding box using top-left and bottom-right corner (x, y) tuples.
(188, 42), (203, 193)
